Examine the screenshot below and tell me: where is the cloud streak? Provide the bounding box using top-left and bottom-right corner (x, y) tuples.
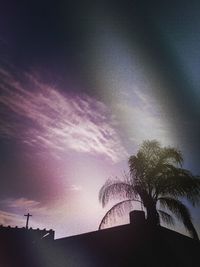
(0, 67), (127, 162)
(0, 197), (49, 214)
(116, 88), (173, 146)
(2, 197), (40, 209)
(0, 210), (24, 226)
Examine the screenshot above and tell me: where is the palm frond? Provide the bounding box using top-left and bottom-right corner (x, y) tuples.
(159, 197), (199, 240)
(129, 154), (146, 179)
(159, 147), (183, 166)
(158, 210), (174, 226)
(157, 170), (200, 205)
(140, 140), (161, 156)
(99, 179), (135, 208)
(98, 200), (134, 230)
(129, 141), (184, 197)
(129, 141), (160, 176)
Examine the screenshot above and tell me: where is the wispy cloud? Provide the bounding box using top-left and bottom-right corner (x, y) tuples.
(2, 197), (40, 209)
(68, 184), (82, 192)
(117, 88), (172, 146)
(0, 67), (127, 162)
(0, 210), (24, 226)
(0, 197), (49, 214)
(88, 25), (175, 149)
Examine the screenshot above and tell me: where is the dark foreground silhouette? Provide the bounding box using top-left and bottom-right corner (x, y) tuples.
(0, 211), (200, 267)
(99, 140), (200, 240)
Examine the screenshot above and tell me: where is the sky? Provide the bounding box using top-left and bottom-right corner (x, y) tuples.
(0, 0), (200, 238)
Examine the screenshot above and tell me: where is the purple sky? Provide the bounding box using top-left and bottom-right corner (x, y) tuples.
(0, 0), (200, 238)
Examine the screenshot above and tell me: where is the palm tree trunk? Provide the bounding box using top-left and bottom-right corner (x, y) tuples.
(138, 189), (159, 226)
(146, 202), (159, 226)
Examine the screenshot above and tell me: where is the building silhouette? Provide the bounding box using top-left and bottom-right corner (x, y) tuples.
(0, 211), (199, 267)
(0, 225), (54, 267)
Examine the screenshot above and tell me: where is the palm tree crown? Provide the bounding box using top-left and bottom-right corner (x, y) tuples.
(99, 140), (200, 240)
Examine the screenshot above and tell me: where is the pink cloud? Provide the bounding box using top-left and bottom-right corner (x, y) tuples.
(0, 198), (49, 214)
(3, 198), (40, 209)
(0, 210), (24, 226)
(0, 68), (128, 162)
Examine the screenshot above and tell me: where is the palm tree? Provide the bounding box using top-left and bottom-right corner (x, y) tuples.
(99, 140), (200, 240)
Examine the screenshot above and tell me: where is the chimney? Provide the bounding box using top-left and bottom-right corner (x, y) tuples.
(129, 210), (145, 226)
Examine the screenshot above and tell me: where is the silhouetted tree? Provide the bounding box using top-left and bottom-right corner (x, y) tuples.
(99, 140), (200, 240)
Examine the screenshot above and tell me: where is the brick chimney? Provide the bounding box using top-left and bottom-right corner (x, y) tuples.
(129, 210), (145, 226)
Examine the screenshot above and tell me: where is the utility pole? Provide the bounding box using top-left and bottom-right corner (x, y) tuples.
(24, 213), (32, 229)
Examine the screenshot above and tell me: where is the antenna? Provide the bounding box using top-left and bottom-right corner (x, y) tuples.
(24, 213), (32, 229)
